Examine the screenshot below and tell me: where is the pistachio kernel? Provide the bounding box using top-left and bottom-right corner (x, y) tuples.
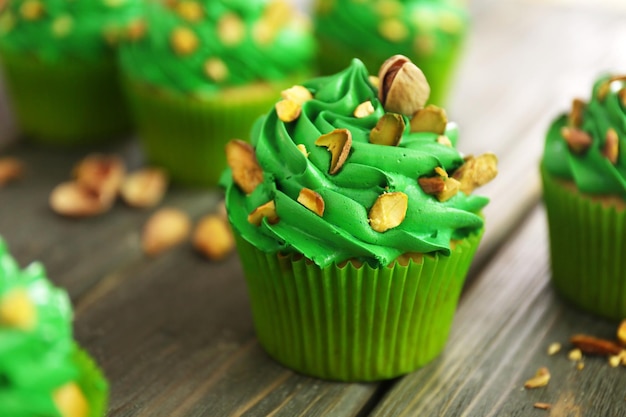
(120, 168), (168, 209)
(252, 20), (275, 45)
(217, 12), (245, 46)
(375, 0), (402, 17)
(0, 157), (24, 186)
(49, 182), (112, 218)
(370, 113), (405, 146)
(0, 289), (36, 330)
(296, 144), (309, 158)
(524, 367), (550, 389)
(264, 0), (293, 28)
(53, 383), (89, 417)
(354, 101), (375, 118)
(597, 80), (611, 102)
(281, 85), (313, 105)
(452, 153), (498, 195)
(20, 0), (44, 20)
(368, 192), (408, 233)
(603, 128), (619, 165)
(225, 140), (264, 194)
(569, 98), (586, 128)
(204, 58), (228, 82)
(297, 188), (325, 216)
(176, 1), (204, 22)
(275, 99), (302, 122)
(248, 200), (279, 226)
(368, 75), (380, 89)
(51, 15), (73, 37)
(378, 55), (430, 116)
(193, 215), (235, 261)
(414, 34), (436, 55)
(437, 135), (452, 147)
(410, 105), (448, 134)
(439, 11), (464, 34)
(378, 18), (408, 42)
(170, 27), (198, 55)
(142, 208), (192, 257)
(619, 88), (626, 107)
(315, 128), (352, 175)
(617, 319), (626, 346)
(561, 126), (592, 154)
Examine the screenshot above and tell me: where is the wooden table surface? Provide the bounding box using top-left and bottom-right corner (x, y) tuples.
(2, 0), (626, 415)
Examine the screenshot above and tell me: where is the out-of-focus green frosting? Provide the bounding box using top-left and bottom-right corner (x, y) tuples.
(119, 0), (315, 95)
(543, 75), (626, 199)
(0, 237), (77, 417)
(0, 0), (141, 63)
(314, 0), (468, 67)
(222, 59), (489, 268)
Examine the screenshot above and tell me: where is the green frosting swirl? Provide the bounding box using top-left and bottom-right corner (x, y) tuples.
(0, 0), (141, 63)
(314, 0), (468, 66)
(543, 75), (626, 199)
(0, 237), (80, 417)
(222, 59), (489, 268)
(119, 0), (315, 95)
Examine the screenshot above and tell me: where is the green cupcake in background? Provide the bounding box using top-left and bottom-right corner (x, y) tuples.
(221, 55), (497, 381)
(119, 0), (315, 187)
(313, 0), (468, 106)
(0, 236), (108, 417)
(0, 0), (141, 146)
(541, 75), (626, 321)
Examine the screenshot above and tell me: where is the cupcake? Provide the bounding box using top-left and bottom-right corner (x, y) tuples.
(313, 0), (468, 105)
(0, 0), (141, 146)
(0, 237), (108, 416)
(541, 75), (626, 321)
(221, 55), (497, 381)
(119, 0), (315, 187)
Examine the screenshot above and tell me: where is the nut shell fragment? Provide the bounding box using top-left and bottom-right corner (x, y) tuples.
(452, 153), (498, 195)
(0, 157), (24, 186)
(226, 140), (264, 194)
(193, 215), (235, 261)
(142, 208), (191, 256)
(315, 128), (352, 175)
(297, 188), (325, 216)
(410, 105), (447, 135)
(523, 367), (550, 389)
(248, 200), (279, 226)
(370, 113), (405, 146)
(368, 192), (408, 233)
(378, 54), (430, 116)
(121, 168), (168, 208)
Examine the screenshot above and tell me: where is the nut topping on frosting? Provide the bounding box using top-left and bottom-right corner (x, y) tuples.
(568, 98), (586, 128)
(20, 0), (44, 20)
(171, 26), (198, 55)
(603, 128), (619, 165)
(378, 54), (430, 117)
(296, 144), (309, 158)
(560, 126), (592, 155)
(281, 85), (313, 105)
(53, 382), (89, 417)
(204, 58), (228, 82)
(0, 289), (36, 330)
(176, 1), (204, 22)
(410, 105), (447, 134)
(437, 135), (452, 147)
(225, 140), (264, 194)
(248, 200), (279, 226)
(378, 18), (408, 42)
(354, 100), (375, 118)
(297, 188), (325, 216)
(217, 12), (245, 46)
(370, 113), (405, 146)
(452, 153), (498, 195)
(368, 192), (408, 232)
(315, 128), (352, 175)
(275, 99), (302, 122)
(419, 167), (460, 202)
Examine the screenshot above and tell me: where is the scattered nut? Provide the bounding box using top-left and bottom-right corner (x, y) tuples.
(275, 99), (302, 122)
(0, 289), (36, 330)
(193, 215), (235, 261)
(176, 1), (204, 22)
(576, 362), (585, 371)
(248, 200), (279, 226)
(547, 342), (562, 356)
(297, 188), (325, 216)
(217, 12), (245, 46)
(570, 334), (623, 356)
(533, 403), (551, 410)
(281, 85), (313, 105)
(204, 58), (228, 82)
(617, 319), (626, 346)
(296, 144), (309, 158)
(0, 157), (24, 186)
(370, 113), (405, 146)
(120, 168), (168, 208)
(20, 0), (44, 20)
(409, 105), (448, 135)
(49, 182), (112, 217)
(354, 101), (375, 118)
(53, 383), (89, 417)
(378, 55), (430, 116)
(170, 27), (198, 55)
(568, 348), (583, 362)
(225, 140), (264, 194)
(315, 128), (352, 175)
(523, 367), (550, 389)
(569, 98), (586, 128)
(437, 135), (452, 147)
(609, 354), (622, 368)
(142, 208), (191, 257)
(603, 128), (619, 164)
(419, 167), (460, 202)
(368, 191), (408, 233)
(452, 153), (498, 195)
(73, 154), (125, 201)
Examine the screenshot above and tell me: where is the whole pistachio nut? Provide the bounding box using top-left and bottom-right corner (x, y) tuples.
(378, 55), (430, 117)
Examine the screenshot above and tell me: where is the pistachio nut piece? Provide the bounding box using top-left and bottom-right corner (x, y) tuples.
(378, 54), (430, 117)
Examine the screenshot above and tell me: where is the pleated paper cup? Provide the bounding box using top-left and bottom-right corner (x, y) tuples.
(541, 164), (626, 320)
(235, 230), (483, 381)
(73, 345), (108, 417)
(124, 77), (305, 187)
(0, 50), (131, 146)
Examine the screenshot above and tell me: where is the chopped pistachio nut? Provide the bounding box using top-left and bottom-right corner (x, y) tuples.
(126, 20), (146, 41)
(375, 0), (402, 17)
(576, 362), (585, 371)
(315, 128), (352, 175)
(354, 101), (375, 118)
(609, 355), (622, 368)
(368, 75), (380, 89)
(248, 200), (279, 226)
(379, 18), (408, 42)
(296, 144), (309, 158)
(281, 85), (313, 105)
(414, 34), (436, 55)
(252, 20), (274, 45)
(547, 342), (562, 356)
(264, 0), (292, 28)
(437, 135), (452, 147)
(204, 58), (228, 82)
(0, 289), (36, 330)
(617, 319), (626, 346)
(439, 12), (464, 34)
(569, 98), (586, 128)
(171, 27), (198, 55)
(0, 157), (24, 186)
(20, 0), (44, 20)
(225, 140), (264, 194)
(297, 188), (325, 216)
(193, 215), (235, 261)
(561, 127), (592, 154)
(370, 113), (405, 146)
(176, 1), (204, 22)
(275, 99), (302, 123)
(142, 208), (191, 257)
(369, 192), (408, 232)
(523, 367), (550, 389)
(51, 15), (73, 37)
(410, 105), (447, 135)
(218, 12), (245, 46)
(568, 348), (583, 361)
(597, 80), (611, 102)
(0, 13), (16, 34)
(452, 153), (498, 195)
(603, 128), (619, 164)
(53, 383), (89, 417)
(619, 88), (626, 107)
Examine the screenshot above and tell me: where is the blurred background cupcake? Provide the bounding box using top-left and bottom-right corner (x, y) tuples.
(119, 0), (315, 187)
(0, 0), (141, 146)
(313, 0), (468, 106)
(541, 74), (626, 321)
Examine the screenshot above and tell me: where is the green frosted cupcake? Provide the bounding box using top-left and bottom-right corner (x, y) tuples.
(0, 237), (108, 416)
(0, 0), (141, 146)
(221, 56), (497, 381)
(119, 0), (315, 187)
(313, 0), (468, 106)
(541, 75), (626, 321)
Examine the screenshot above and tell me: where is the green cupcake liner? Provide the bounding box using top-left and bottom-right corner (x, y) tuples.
(0, 50), (131, 146)
(124, 77), (305, 187)
(541, 164), (626, 320)
(73, 344), (108, 417)
(235, 230), (482, 381)
(315, 36), (463, 106)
